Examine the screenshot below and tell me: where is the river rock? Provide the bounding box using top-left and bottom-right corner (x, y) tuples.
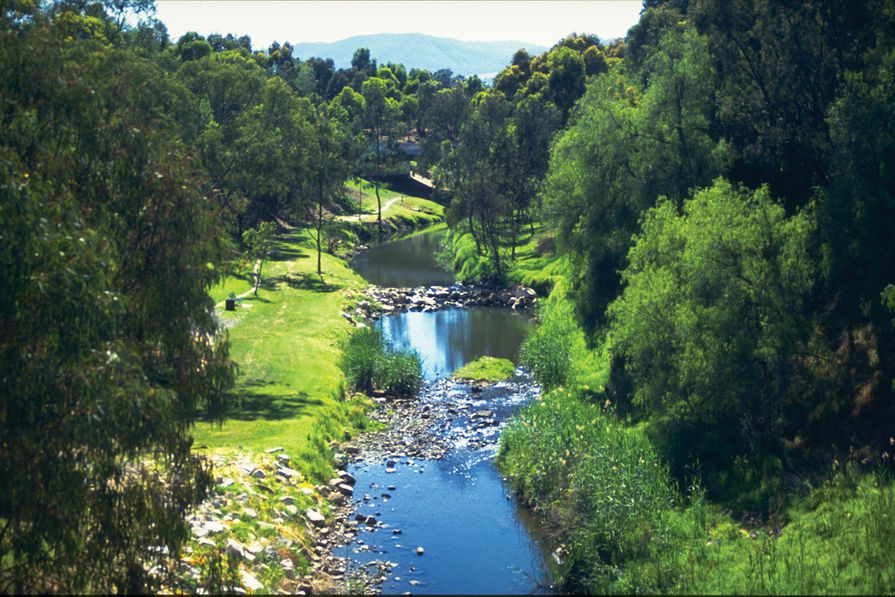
(281, 558), (295, 579)
(306, 508), (325, 526)
(416, 546), (425, 555)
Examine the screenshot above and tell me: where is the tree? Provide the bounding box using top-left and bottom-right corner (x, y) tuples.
(505, 94), (560, 256)
(242, 221), (277, 294)
(545, 25), (721, 335)
(545, 46), (586, 120)
(351, 46), (375, 74)
(361, 76), (401, 243)
(608, 179), (816, 499)
(0, 9), (233, 591)
(306, 113), (350, 275)
(451, 92), (512, 279)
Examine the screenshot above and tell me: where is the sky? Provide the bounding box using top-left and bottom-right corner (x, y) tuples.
(155, 1), (644, 49)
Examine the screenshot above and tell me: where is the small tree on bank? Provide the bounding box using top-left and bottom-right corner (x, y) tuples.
(242, 221), (277, 295)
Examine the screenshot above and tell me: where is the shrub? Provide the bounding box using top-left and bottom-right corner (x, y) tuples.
(339, 327), (422, 397)
(498, 388), (685, 593)
(375, 351), (423, 397)
(338, 327), (383, 393)
(520, 288), (608, 391)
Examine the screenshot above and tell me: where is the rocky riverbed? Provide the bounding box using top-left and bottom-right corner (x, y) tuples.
(342, 283), (538, 327)
(326, 374), (541, 594)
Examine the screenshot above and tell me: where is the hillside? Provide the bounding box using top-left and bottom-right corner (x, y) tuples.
(294, 32), (546, 77)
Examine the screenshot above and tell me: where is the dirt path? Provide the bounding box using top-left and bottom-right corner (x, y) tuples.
(336, 196), (403, 222)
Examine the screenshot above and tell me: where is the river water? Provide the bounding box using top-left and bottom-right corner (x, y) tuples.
(351, 228), (454, 288)
(337, 228), (554, 594)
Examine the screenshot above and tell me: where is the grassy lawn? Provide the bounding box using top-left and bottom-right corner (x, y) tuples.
(197, 231), (370, 480)
(341, 178), (444, 224)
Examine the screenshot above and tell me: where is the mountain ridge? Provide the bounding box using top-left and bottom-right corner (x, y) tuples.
(293, 32), (547, 77)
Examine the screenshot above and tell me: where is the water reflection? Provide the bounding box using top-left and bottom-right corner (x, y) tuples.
(377, 308), (533, 380)
(352, 229), (455, 288)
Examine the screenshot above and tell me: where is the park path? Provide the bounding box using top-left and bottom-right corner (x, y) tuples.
(336, 195), (403, 222)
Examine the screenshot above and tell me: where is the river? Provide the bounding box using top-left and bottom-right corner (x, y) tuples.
(338, 228), (554, 594)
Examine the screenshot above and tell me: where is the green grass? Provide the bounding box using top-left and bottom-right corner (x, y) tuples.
(341, 178), (444, 224)
(193, 230), (370, 481)
(452, 356), (516, 381)
(442, 223), (564, 295)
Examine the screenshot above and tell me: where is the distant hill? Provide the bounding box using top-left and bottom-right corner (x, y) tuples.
(294, 33), (546, 78)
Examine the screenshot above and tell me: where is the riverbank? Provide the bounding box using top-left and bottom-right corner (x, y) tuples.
(182, 222), (548, 593)
(330, 373), (548, 594)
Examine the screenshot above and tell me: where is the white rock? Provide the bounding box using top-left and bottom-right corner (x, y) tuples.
(265, 447), (284, 454)
(305, 508), (325, 526)
(204, 520), (225, 534)
(245, 542), (264, 555)
(276, 453), (291, 465)
(226, 539), (245, 560)
(240, 569), (264, 592)
(243, 508), (258, 519)
(277, 466), (299, 479)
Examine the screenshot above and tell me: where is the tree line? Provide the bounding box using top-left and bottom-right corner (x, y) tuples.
(0, 0), (478, 590)
(499, 0), (895, 507)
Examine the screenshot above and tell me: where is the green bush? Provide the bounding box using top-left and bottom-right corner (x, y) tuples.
(338, 327), (383, 393)
(339, 327), (422, 397)
(520, 288), (608, 392)
(375, 351), (423, 397)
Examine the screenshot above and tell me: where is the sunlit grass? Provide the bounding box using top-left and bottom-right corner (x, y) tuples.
(452, 356), (516, 381)
(194, 230), (369, 480)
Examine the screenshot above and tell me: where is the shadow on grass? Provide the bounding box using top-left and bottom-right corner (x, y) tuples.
(266, 273), (340, 293)
(269, 236), (309, 261)
(215, 381), (325, 421)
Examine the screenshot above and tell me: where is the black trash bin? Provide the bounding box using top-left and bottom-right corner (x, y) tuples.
(225, 298), (236, 311)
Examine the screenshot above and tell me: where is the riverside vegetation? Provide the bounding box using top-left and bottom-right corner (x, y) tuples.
(3, 0), (895, 594)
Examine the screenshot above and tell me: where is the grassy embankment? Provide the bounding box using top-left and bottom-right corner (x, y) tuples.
(337, 178), (443, 243)
(445, 223), (895, 594)
(200, 177), (444, 478)
(201, 231), (369, 480)
(441, 223), (565, 295)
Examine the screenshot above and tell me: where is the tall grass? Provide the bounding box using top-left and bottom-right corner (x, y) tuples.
(520, 288), (609, 392)
(498, 387), (689, 593)
(500, 384), (895, 594)
(338, 327), (422, 397)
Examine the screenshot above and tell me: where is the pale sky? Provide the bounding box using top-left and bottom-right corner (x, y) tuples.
(155, 1), (644, 49)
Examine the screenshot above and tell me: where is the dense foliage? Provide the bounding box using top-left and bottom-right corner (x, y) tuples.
(0, 2), (234, 591)
(519, 0), (895, 503)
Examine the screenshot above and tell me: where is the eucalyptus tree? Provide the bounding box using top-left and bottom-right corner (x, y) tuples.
(306, 111), (351, 275)
(0, 5), (234, 591)
(361, 76), (402, 243)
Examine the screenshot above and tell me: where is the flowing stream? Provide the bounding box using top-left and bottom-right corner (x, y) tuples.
(339, 228), (554, 594)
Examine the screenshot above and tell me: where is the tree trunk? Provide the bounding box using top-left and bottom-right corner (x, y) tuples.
(375, 178), (383, 245)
